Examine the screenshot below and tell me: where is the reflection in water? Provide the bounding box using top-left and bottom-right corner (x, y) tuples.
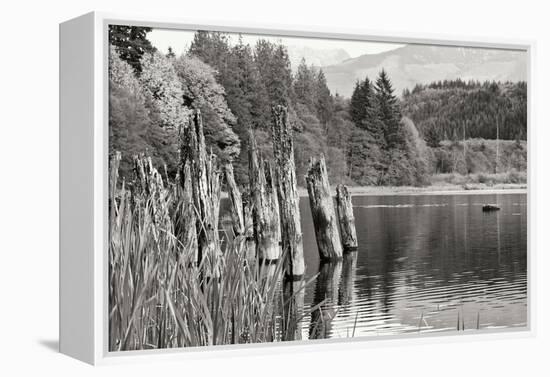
(299, 193), (527, 339)
(338, 252), (357, 306)
(282, 279), (305, 341)
(309, 262), (342, 339)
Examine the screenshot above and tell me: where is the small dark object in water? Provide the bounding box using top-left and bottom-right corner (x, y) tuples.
(482, 204), (500, 212)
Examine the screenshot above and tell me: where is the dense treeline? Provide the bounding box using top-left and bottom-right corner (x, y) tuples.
(109, 27), (526, 188)
(401, 79), (527, 145)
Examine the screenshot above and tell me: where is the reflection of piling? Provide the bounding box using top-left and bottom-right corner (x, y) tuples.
(306, 155), (343, 261)
(248, 131), (281, 261)
(309, 261), (342, 340)
(338, 252), (357, 306)
(282, 279), (305, 341)
(271, 106), (304, 279)
(336, 184), (358, 252)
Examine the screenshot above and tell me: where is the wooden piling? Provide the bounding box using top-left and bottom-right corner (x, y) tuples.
(248, 131), (281, 262)
(224, 163), (245, 236)
(306, 155), (343, 261)
(180, 110), (221, 264)
(271, 106), (305, 279)
(335, 184), (358, 252)
(133, 153), (170, 226)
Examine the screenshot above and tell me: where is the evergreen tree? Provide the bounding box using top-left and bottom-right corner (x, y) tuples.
(347, 127), (384, 185)
(349, 77), (383, 140)
(315, 69), (334, 129)
(108, 25), (155, 73)
(293, 58), (317, 112)
(254, 40), (293, 107)
(350, 79), (369, 125)
(374, 69), (402, 149)
(228, 39), (271, 184)
(423, 120), (442, 148)
(166, 47), (176, 59)
(188, 31), (230, 71)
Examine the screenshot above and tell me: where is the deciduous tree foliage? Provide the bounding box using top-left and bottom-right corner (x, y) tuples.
(172, 55), (240, 163)
(108, 43), (239, 178)
(109, 49), (178, 179)
(140, 51), (187, 130)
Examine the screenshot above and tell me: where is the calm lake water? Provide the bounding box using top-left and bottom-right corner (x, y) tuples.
(221, 192), (527, 340)
(299, 192), (527, 339)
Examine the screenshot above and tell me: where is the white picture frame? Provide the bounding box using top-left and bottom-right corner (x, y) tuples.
(59, 11), (535, 365)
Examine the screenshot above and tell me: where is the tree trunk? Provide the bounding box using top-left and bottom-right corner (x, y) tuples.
(248, 131), (281, 262)
(224, 163), (244, 236)
(306, 155), (343, 261)
(271, 106), (305, 279)
(335, 184), (358, 252)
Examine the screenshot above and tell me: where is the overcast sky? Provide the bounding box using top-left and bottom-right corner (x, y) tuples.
(148, 28), (403, 61)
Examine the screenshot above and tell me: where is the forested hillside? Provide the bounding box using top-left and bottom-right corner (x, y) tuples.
(108, 26), (527, 189)
(401, 80), (527, 144)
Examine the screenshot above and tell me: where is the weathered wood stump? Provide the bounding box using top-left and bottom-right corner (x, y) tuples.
(133, 153), (170, 226)
(271, 106), (305, 279)
(335, 184), (358, 252)
(248, 131), (281, 262)
(179, 110), (221, 265)
(306, 155), (343, 261)
(224, 163), (245, 236)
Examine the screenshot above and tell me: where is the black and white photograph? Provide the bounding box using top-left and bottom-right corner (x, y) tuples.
(107, 24), (527, 352)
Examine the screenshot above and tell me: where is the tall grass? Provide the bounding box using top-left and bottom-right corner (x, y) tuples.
(109, 153), (307, 351)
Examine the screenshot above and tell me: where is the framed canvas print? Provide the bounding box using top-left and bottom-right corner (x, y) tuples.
(59, 12), (533, 365)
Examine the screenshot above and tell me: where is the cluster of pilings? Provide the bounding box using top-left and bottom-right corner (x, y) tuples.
(179, 105), (358, 280)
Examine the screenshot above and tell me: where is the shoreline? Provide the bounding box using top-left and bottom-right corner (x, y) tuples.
(220, 184), (527, 198)
(296, 184), (527, 197)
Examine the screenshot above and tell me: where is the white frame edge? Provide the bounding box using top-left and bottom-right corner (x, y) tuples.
(59, 11), (536, 365)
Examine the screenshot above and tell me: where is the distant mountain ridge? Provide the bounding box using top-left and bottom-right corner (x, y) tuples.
(322, 44), (527, 98)
(286, 45), (350, 70)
